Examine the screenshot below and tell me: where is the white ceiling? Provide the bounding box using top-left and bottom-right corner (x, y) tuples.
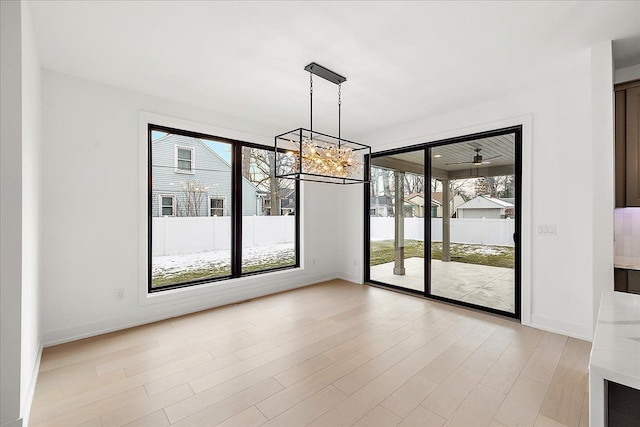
(28, 1), (640, 144)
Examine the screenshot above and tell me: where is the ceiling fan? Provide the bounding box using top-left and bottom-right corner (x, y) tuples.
(445, 147), (501, 166)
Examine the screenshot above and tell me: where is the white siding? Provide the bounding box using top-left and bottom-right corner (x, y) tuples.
(151, 134), (258, 216)
(458, 207), (503, 219)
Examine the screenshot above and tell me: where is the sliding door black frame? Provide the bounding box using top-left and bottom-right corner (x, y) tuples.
(364, 125), (522, 320)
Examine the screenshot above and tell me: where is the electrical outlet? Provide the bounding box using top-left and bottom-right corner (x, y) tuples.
(116, 288), (125, 300)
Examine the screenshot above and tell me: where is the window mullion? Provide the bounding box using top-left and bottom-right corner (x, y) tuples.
(231, 143), (243, 277)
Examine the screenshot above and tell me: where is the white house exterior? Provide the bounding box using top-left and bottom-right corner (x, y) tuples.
(431, 192), (466, 218)
(456, 195), (515, 219)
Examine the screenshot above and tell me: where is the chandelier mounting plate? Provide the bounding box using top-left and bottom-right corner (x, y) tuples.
(304, 62), (346, 85)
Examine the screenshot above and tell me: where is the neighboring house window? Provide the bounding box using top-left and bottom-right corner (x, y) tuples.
(209, 197), (224, 216)
(160, 195), (175, 217)
(176, 146), (194, 173)
(262, 198), (271, 216)
(149, 124), (299, 292)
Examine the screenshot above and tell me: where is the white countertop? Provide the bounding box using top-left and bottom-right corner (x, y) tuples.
(614, 256), (640, 270)
(590, 291), (640, 390)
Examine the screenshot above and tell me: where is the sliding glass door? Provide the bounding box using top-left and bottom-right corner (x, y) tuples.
(369, 149), (426, 292)
(366, 127), (521, 318)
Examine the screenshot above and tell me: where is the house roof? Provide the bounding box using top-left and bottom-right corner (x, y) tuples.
(483, 196), (514, 207)
(152, 133), (232, 168)
(405, 193), (425, 205)
(457, 195), (515, 210)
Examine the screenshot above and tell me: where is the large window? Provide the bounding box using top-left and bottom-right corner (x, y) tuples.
(149, 125), (299, 292)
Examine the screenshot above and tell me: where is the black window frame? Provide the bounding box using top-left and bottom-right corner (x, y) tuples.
(148, 124), (300, 293)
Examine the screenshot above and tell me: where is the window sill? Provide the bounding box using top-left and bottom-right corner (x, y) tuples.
(139, 266), (304, 307)
(174, 169), (195, 174)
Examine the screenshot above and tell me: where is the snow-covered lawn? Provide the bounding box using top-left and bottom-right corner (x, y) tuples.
(152, 243), (295, 287)
(371, 240), (514, 269)
(448, 243), (512, 256)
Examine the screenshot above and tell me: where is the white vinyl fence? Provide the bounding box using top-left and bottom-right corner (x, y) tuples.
(153, 216), (295, 256)
(370, 217), (515, 247)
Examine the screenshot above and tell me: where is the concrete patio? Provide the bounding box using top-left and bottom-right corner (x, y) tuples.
(370, 257), (515, 313)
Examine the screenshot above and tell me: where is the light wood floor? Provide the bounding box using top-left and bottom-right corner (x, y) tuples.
(30, 280), (591, 427)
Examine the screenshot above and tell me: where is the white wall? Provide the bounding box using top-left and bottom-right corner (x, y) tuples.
(339, 51), (599, 340)
(337, 184), (365, 283)
(1, 2), (42, 426)
(40, 70), (343, 345)
(1, 2), (24, 425)
(20, 2), (42, 425)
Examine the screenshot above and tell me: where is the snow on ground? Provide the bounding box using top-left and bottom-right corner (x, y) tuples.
(152, 243), (295, 279)
(452, 244), (512, 256)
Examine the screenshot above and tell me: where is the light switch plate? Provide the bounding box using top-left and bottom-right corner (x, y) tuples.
(537, 224), (556, 235)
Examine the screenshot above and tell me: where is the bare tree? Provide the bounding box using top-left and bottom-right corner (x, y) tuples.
(177, 180), (206, 217)
(431, 178), (441, 194)
(241, 146), (252, 181)
(498, 175), (515, 198)
(381, 169), (394, 217)
(404, 173), (424, 195)
(245, 148), (293, 216)
(475, 175), (514, 198)
(449, 179), (471, 199)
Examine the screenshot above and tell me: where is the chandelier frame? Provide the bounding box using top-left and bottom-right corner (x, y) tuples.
(274, 62), (371, 185)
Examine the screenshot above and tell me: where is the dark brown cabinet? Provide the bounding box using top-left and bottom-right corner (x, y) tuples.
(606, 380), (640, 426)
(614, 268), (640, 295)
(615, 79), (640, 207)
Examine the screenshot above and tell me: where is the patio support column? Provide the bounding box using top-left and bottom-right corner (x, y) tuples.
(442, 179), (451, 262)
(394, 171), (405, 275)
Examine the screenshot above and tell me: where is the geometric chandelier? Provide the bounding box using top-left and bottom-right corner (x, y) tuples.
(275, 62), (371, 184)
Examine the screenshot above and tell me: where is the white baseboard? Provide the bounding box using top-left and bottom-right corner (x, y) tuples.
(336, 271), (363, 284)
(43, 272), (340, 346)
(530, 314), (593, 342)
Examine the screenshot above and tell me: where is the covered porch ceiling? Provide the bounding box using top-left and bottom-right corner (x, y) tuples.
(371, 134), (516, 180)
